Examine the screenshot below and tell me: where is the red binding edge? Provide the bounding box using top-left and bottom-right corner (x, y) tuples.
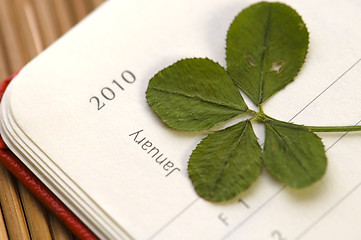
(0, 72), (99, 240)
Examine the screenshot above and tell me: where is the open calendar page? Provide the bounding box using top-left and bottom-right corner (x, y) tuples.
(1, 0), (361, 239)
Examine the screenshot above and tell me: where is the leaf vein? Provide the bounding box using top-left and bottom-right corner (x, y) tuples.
(258, 4), (272, 104)
(209, 121), (250, 198)
(150, 87), (245, 112)
(268, 125), (313, 180)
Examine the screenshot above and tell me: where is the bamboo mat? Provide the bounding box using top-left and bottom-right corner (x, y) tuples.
(0, 0), (104, 239)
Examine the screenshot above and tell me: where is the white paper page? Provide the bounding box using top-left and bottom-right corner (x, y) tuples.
(0, 84), (122, 239)
(3, 0), (361, 239)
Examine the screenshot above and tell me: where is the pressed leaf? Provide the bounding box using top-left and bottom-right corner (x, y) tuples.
(263, 120), (327, 188)
(188, 120), (262, 202)
(146, 58), (248, 130)
(226, 2), (309, 105)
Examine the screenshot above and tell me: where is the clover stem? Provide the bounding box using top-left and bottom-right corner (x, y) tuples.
(258, 113), (361, 132)
(307, 125), (361, 132)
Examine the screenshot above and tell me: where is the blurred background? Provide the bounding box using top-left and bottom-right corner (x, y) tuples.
(0, 0), (104, 239)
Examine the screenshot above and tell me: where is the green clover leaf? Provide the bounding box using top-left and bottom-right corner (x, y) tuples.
(146, 2), (361, 202)
(263, 119), (327, 188)
(188, 120), (261, 202)
(146, 58), (248, 131)
(226, 2), (309, 105)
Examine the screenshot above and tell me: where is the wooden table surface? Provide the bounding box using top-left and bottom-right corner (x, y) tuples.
(0, 0), (104, 239)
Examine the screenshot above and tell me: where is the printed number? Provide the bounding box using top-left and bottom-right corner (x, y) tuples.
(101, 87), (115, 100)
(89, 96), (105, 110)
(122, 70), (136, 83)
(271, 230), (287, 240)
(90, 70), (136, 110)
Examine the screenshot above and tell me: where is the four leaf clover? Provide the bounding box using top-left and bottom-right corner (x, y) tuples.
(146, 2), (327, 202)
